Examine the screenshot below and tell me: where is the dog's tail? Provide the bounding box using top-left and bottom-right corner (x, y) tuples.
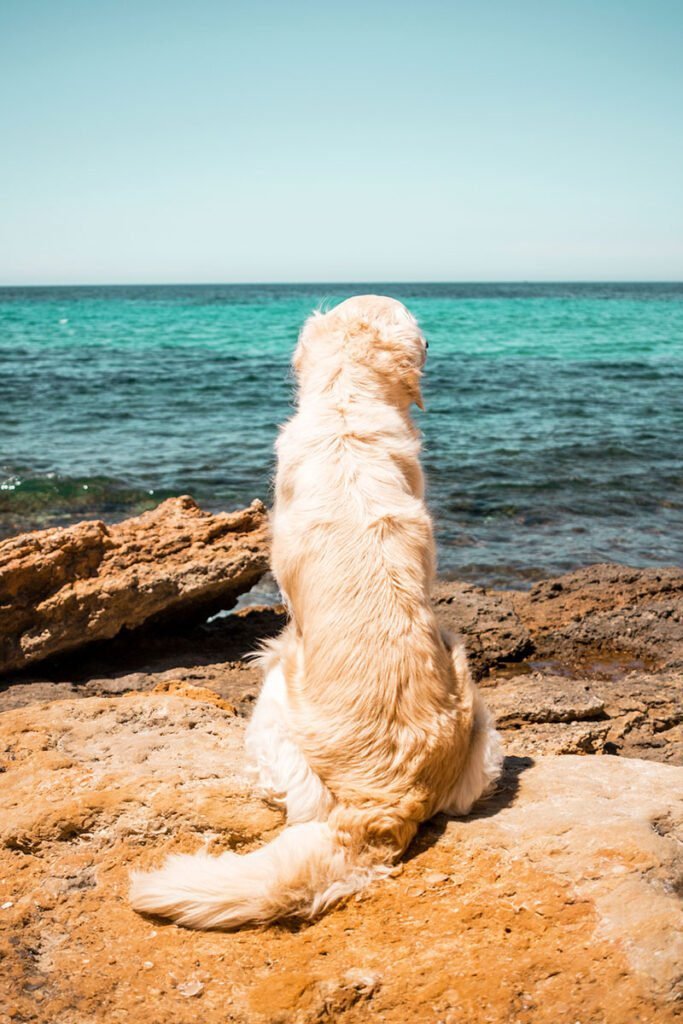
(130, 639), (501, 931)
(129, 816), (398, 931)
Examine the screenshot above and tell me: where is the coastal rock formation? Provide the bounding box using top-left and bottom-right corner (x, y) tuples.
(433, 580), (533, 677)
(0, 602), (287, 714)
(434, 563), (683, 679)
(2, 559), (681, 764)
(430, 563), (683, 765)
(0, 690), (681, 1023)
(0, 497), (269, 674)
(485, 670), (683, 763)
(512, 562), (683, 670)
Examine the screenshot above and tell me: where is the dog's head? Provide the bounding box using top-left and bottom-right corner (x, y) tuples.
(293, 295), (427, 410)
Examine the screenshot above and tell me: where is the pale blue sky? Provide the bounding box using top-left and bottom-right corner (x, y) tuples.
(2, 1), (682, 284)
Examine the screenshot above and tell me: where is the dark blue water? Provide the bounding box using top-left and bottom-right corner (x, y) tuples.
(1, 283), (682, 587)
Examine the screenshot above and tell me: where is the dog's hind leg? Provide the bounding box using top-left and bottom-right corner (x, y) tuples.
(437, 633), (504, 817)
(440, 682), (503, 816)
(245, 662), (333, 824)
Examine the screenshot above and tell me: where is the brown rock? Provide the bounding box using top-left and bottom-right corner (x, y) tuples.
(0, 496), (269, 674)
(431, 564), (683, 764)
(146, 679), (238, 714)
(434, 563), (683, 678)
(433, 580), (533, 679)
(513, 562), (683, 670)
(0, 693), (681, 1022)
(489, 672), (607, 726)
(3, 560), (681, 764)
(487, 670), (683, 764)
(0, 602), (287, 715)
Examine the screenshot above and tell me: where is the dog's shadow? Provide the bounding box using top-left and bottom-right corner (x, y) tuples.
(403, 754), (534, 864)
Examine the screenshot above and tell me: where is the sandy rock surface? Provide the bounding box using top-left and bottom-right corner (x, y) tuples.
(435, 562), (683, 765)
(0, 496), (269, 674)
(513, 563), (683, 670)
(433, 579), (534, 675)
(0, 690), (681, 1024)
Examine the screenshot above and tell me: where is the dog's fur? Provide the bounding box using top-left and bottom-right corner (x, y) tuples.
(130, 295), (502, 929)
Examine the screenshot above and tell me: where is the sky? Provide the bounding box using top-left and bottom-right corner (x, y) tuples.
(1, 1), (682, 284)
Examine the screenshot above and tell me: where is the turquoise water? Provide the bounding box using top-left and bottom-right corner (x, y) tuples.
(1, 283), (682, 587)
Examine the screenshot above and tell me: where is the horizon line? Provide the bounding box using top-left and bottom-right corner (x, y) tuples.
(1, 279), (683, 289)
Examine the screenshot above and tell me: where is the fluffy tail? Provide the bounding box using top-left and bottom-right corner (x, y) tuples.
(129, 820), (391, 930)
(130, 640), (501, 930)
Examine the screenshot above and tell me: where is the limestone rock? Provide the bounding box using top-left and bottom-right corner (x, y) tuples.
(513, 562), (683, 670)
(1, 692), (682, 1023)
(433, 580), (533, 678)
(486, 670), (683, 763)
(0, 496), (269, 674)
(434, 563), (683, 678)
(431, 564), (683, 765)
(2, 561), (681, 765)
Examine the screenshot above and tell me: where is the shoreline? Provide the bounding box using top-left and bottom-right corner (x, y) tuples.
(2, 557), (680, 767)
(0, 496), (680, 762)
(2, 500), (681, 596)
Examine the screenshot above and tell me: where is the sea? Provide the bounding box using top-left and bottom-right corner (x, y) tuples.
(1, 283), (682, 589)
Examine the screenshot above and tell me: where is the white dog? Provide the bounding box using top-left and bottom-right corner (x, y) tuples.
(130, 295), (502, 929)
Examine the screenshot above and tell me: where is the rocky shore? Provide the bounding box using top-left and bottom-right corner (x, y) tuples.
(0, 495), (269, 673)
(0, 501), (681, 1022)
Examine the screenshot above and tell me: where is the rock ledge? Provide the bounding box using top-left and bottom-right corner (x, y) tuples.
(1, 691), (681, 1023)
(0, 497), (269, 673)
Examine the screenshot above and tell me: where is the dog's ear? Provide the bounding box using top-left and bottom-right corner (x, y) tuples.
(346, 317), (424, 409)
(400, 361), (424, 410)
(292, 311), (326, 379)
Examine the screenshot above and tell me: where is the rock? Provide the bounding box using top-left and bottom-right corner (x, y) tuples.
(513, 563), (683, 671)
(422, 870), (450, 886)
(176, 979), (204, 998)
(484, 672), (612, 756)
(1, 692), (682, 1022)
(487, 671), (683, 764)
(0, 496), (269, 674)
(0, 602), (287, 716)
(2, 560), (681, 764)
(434, 563), (683, 679)
(146, 679), (238, 715)
(431, 564), (682, 765)
(433, 581), (533, 678)
(0, 679), (79, 712)
(489, 672), (607, 726)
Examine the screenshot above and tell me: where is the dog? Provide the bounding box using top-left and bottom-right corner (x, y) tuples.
(130, 295), (502, 929)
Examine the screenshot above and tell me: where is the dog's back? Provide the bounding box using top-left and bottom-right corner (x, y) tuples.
(271, 316), (472, 820)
